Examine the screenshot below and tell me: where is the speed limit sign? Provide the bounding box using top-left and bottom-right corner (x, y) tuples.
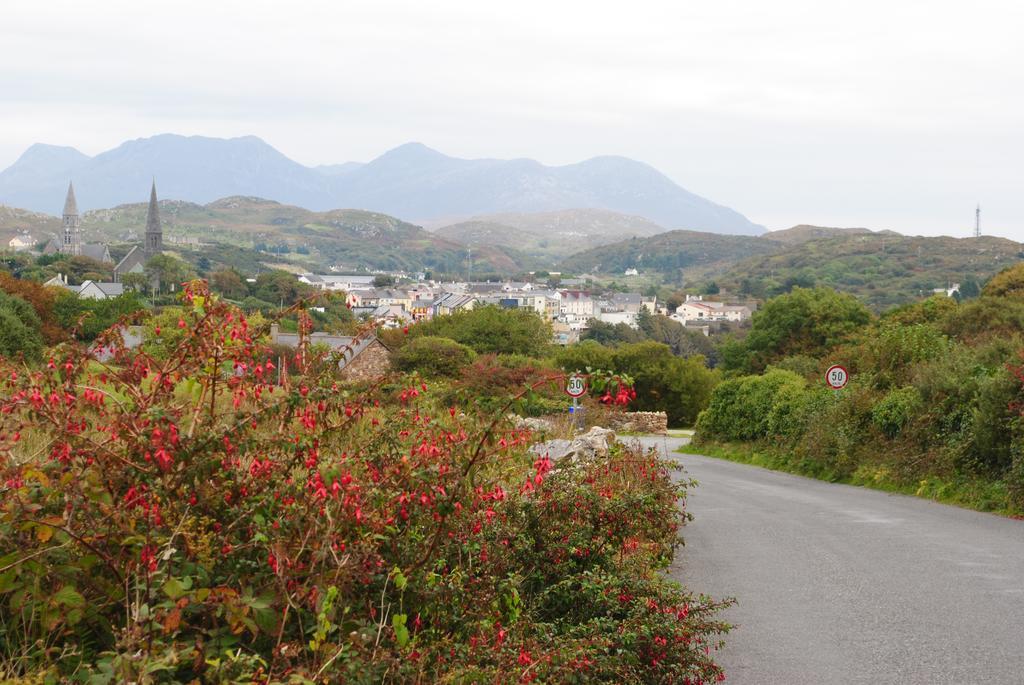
(565, 374), (587, 398)
(825, 365), (848, 390)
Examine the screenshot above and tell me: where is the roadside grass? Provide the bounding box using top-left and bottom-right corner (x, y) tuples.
(684, 441), (1022, 518)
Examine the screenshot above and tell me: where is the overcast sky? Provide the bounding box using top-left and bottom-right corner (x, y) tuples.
(2, 0), (1022, 237)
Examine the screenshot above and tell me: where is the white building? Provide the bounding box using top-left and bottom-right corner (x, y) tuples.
(559, 290), (595, 318)
(674, 295), (751, 323)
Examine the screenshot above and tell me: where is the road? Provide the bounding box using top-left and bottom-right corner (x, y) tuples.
(637, 436), (1024, 685)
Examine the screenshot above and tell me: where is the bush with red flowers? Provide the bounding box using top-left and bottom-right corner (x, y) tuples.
(0, 281), (730, 683)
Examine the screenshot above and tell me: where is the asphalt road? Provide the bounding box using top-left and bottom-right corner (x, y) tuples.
(638, 436), (1024, 685)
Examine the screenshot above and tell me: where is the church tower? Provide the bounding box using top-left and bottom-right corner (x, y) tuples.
(61, 181), (82, 256)
(144, 180), (163, 257)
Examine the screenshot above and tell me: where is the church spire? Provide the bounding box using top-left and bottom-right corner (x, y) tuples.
(144, 179), (163, 257)
(61, 180), (82, 255)
(63, 181), (79, 216)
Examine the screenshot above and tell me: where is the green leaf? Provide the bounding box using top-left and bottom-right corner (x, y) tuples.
(392, 613), (409, 648)
(162, 578), (185, 600)
(392, 567), (408, 590)
(53, 585), (85, 609)
(0, 569), (19, 594)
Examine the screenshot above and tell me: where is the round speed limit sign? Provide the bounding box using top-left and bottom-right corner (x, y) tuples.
(825, 364), (849, 390)
(565, 374), (588, 398)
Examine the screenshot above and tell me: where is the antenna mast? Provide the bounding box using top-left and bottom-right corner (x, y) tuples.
(975, 204), (981, 238)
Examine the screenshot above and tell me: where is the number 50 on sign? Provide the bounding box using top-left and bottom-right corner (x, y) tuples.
(566, 374), (587, 398)
(825, 365), (848, 390)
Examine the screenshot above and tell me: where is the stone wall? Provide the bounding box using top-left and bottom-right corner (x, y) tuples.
(607, 411), (668, 435)
(340, 339), (392, 382)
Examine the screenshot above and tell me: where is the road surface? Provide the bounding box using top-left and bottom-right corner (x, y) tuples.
(638, 436), (1024, 685)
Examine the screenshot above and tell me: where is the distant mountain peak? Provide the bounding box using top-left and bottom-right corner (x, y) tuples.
(0, 133), (764, 235)
(11, 143), (89, 172)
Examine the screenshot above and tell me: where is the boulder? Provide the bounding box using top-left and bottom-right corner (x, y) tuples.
(530, 426), (616, 466)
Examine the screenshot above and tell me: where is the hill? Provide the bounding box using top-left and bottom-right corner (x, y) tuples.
(434, 208), (668, 264)
(762, 224), (899, 245)
(715, 233), (1024, 308)
(557, 229), (782, 280)
(4, 195), (525, 275)
(0, 134), (764, 235)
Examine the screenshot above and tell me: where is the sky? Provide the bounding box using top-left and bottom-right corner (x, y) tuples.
(1, 0), (1022, 237)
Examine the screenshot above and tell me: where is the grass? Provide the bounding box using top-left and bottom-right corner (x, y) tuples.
(683, 440), (1023, 518)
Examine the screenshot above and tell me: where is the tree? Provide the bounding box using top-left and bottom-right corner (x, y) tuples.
(372, 274), (396, 288)
(0, 290), (44, 359)
(410, 305), (552, 357)
(393, 336), (476, 377)
(637, 310), (718, 363)
(209, 268), (250, 300)
(724, 287), (872, 373)
(581, 319), (644, 346)
(51, 291), (147, 342)
(0, 272), (64, 344)
(983, 263), (1024, 298)
(252, 269), (313, 307)
(958, 278), (981, 299)
(610, 342), (719, 426)
(120, 273), (150, 293)
(145, 255), (196, 293)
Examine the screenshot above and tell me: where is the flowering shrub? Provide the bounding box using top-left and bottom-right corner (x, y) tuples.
(0, 281), (729, 683)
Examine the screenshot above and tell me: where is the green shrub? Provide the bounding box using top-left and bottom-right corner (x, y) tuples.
(0, 290), (44, 360)
(393, 335), (476, 378)
(871, 387), (923, 438)
(696, 369), (806, 441)
(962, 370), (1023, 475)
(410, 305), (552, 356)
(864, 323), (951, 387)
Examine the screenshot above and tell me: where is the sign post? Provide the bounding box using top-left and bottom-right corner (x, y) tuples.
(825, 364), (849, 390)
(566, 374), (588, 432)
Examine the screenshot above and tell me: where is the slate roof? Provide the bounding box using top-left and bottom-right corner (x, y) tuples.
(80, 244), (112, 263)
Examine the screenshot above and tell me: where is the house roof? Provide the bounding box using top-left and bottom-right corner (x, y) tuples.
(270, 330), (386, 370)
(80, 243), (111, 263)
(115, 245), (145, 273)
(75, 281), (124, 297)
(432, 293), (475, 309)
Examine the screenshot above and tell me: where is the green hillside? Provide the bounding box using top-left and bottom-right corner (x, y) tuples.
(557, 229), (782, 280)
(13, 196), (527, 274)
(715, 233), (1024, 308)
(762, 224), (898, 245)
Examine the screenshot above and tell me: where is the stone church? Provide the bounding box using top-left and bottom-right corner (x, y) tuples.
(113, 181), (164, 282)
(43, 181), (164, 282)
(43, 182), (112, 263)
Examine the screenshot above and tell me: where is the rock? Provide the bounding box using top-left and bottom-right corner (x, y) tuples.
(510, 415), (556, 433)
(530, 426), (617, 466)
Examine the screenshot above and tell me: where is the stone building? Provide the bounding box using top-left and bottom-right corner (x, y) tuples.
(268, 324), (392, 381)
(114, 181), (164, 282)
(42, 182), (113, 263)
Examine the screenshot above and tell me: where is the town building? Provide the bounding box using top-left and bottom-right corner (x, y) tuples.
(113, 181), (164, 281)
(268, 324), (392, 381)
(673, 295), (752, 323)
(42, 182), (113, 264)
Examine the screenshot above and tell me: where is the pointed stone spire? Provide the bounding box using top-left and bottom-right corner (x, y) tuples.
(63, 181), (79, 217)
(61, 180), (82, 256)
(144, 179), (163, 257)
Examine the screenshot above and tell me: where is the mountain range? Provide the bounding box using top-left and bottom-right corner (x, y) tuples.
(0, 134), (764, 236)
